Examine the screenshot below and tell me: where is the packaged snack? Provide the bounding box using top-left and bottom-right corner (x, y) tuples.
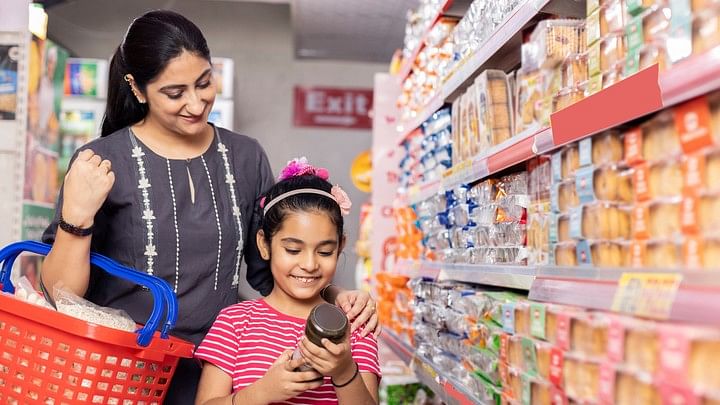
(646, 240), (683, 268)
(579, 131), (624, 166)
(659, 326), (720, 393)
(638, 42), (671, 72)
(562, 144), (580, 178)
(647, 201), (682, 238)
(558, 180), (579, 213)
(693, 11), (720, 57)
(693, 0), (720, 11)
(564, 356), (601, 402)
(558, 214), (571, 242)
(531, 19), (587, 68)
(697, 193), (720, 233)
(575, 165), (634, 203)
(640, 111), (681, 162)
(578, 240), (630, 267)
(588, 8), (602, 46)
(466, 82), (481, 157)
(561, 53), (589, 88)
(640, 160), (684, 200)
(621, 319), (660, 374)
(601, 33), (626, 73)
(14, 276), (54, 309)
(553, 86), (585, 112)
(515, 69), (544, 134)
(571, 203), (631, 240)
(601, 0), (627, 36)
(615, 369), (660, 405)
(571, 315), (609, 358)
(555, 242), (578, 266)
(475, 70), (513, 147)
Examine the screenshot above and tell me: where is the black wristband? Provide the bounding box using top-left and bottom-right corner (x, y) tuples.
(331, 362), (359, 388)
(58, 215), (93, 237)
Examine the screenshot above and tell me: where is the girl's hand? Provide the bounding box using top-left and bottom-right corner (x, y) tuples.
(258, 350), (324, 403)
(62, 149), (115, 227)
(298, 336), (355, 383)
(335, 290), (380, 338)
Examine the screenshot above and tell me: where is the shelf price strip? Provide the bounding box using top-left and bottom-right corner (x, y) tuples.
(610, 272), (683, 320)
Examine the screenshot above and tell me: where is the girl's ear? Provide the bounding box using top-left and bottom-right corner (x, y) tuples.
(257, 230), (271, 260)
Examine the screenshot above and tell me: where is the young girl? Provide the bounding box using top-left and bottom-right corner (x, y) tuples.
(194, 158), (380, 405)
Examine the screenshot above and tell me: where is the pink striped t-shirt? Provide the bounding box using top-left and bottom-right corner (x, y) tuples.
(195, 299), (381, 404)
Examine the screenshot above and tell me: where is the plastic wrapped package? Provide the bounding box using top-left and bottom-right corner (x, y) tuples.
(558, 180), (579, 213)
(557, 214), (571, 242)
(55, 287), (137, 332)
(626, 111), (681, 163)
(561, 53), (589, 88)
(555, 242), (578, 266)
(469, 179), (500, 203)
(515, 69), (544, 134)
(610, 316), (660, 375)
(443, 308), (471, 337)
(615, 368), (660, 405)
(569, 202), (631, 240)
(584, 131), (625, 166)
(645, 240), (683, 268)
(496, 195), (529, 223)
(466, 346), (501, 385)
(562, 144), (580, 178)
(643, 159), (683, 200)
(477, 321), (504, 355)
(530, 19), (587, 68)
(583, 240), (631, 267)
(601, 0), (627, 35)
(499, 172), (530, 196)
(575, 165), (634, 203)
(658, 325), (720, 393)
(553, 86), (585, 112)
(641, 200), (682, 239)
(694, 8), (720, 55)
(470, 373), (502, 405)
(563, 356), (601, 402)
(571, 315), (609, 358)
(475, 70), (513, 147)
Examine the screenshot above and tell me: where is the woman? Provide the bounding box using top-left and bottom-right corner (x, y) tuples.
(40, 10), (378, 403)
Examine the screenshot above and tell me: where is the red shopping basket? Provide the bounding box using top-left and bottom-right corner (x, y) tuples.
(0, 241), (194, 404)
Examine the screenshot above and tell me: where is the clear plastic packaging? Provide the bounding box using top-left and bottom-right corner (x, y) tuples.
(54, 286), (137, 332)
(530, 19), (587, 68)
(475, 70), (513, 147)
(14, 276), (54, 309)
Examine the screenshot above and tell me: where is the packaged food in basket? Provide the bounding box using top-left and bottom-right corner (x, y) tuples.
(54, 286), (137, 332)
(13, 276), (54, 309)
(475, 70), (513, 147)
(531, 19), (587, 68)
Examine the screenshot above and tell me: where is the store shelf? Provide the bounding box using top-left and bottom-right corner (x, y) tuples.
(394, 260), (536, 290)
(395, 0), (454, 84)
(382, 329), (482, 405)
(380, 329), (414, 365)
(529, 267), (720, 326)
(395, 93), (444, 146)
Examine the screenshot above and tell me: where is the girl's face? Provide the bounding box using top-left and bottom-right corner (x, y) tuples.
(141, 50), (216, 137)
(261, 210), (343, 303)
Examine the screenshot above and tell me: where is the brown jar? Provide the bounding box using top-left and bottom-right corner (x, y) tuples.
(293, 303), (348, 372)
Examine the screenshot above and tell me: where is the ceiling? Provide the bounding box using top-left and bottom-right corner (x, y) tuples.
(38, 0), (416, 64)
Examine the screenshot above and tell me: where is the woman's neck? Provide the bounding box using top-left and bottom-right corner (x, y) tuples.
(131, 118), (214, 160)
(264, 287), (326, 320)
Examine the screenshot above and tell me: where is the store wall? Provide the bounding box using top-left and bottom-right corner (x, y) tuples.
(46, 0), (385, 298)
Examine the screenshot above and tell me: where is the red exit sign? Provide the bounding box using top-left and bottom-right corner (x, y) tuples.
(293, 86), (373, 129)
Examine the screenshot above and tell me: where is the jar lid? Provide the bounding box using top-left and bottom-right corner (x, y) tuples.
(307, 303), (348, 341)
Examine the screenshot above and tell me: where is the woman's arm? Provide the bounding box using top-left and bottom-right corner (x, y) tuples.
(41, 149), (114, 300)
(322, 285), (380, 337)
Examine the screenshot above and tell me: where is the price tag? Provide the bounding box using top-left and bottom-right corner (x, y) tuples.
(579, 138), (593, 167)
(611, 272), (683, 319)
(530, 303), (547, 339)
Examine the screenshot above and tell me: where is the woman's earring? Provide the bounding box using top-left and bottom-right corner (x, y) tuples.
(124, 74), (146, 104)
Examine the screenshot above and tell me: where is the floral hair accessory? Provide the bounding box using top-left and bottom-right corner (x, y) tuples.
(331, 185), (352, 216)
(278, 157), (329, 181)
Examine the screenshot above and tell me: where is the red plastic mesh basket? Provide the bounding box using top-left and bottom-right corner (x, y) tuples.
(0, 242), (195, 404)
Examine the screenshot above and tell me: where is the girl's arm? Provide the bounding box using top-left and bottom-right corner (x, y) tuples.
(195, 363), (267, 405)
(332, 365), (379, 405)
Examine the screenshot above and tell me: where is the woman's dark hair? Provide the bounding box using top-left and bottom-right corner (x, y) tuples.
(101, 10), (211, 136)
(260, 175), (344, 254)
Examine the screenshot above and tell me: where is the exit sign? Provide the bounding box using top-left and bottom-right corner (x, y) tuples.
(293, 86), (373, 129)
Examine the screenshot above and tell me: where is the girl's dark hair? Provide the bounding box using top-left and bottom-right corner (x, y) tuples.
(261, 175), (344, 252)
(101, 10), (211, 136)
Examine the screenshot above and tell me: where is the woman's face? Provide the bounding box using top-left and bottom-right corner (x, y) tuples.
(142, 51), (216, 137)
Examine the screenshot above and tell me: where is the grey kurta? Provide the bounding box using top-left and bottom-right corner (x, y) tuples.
(42, 126), (275, 402)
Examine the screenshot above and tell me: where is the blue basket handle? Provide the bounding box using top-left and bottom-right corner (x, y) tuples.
(0, 241), (177, 347)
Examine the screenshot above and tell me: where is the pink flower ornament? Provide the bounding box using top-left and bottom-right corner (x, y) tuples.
(278, 157), (330, 181)
(331, 185), (352, 216)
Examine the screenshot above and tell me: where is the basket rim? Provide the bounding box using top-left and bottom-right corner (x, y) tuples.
(0, 291), (194, 358)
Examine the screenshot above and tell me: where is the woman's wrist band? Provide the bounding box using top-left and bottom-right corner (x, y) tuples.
(58, 215), (93, 237)
(331, 362), (359, 388)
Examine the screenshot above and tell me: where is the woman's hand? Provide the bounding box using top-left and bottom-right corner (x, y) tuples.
(62, 149), (115, 227)
(298, 336), (355, 383)
(335, 290), (380, 338)
(257, 350), (324, 403)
